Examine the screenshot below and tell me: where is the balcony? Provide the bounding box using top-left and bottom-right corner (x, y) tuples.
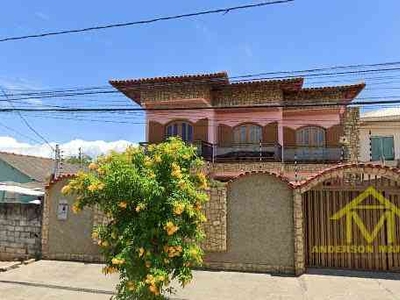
(140, 141), (344, 163)
(282, 145), (344, 163)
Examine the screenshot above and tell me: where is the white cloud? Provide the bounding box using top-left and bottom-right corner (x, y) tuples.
(0, 136), (135, 158)
(34, 12), (50, 21)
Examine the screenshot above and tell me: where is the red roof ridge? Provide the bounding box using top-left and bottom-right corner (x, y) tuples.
(301, 81), (366, 91)
(46, 173), (76, 190)
(109, 71), (229, 85)
(297, 163), (400, 189)
(226, 170), (295, 189)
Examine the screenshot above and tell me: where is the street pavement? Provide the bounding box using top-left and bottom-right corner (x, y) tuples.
(0, 260), (399, 299)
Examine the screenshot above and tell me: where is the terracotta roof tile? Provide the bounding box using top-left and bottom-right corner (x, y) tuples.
(109, 72), (229, 86)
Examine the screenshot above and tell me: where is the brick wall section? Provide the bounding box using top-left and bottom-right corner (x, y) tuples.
(201, 187), (227, 252)
(342, 107), (360, 162)
(0, 203), (41, 260)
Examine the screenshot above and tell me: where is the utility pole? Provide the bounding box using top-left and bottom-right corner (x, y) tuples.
(53, 144), (60, 179)
(78, 147), (83, 169)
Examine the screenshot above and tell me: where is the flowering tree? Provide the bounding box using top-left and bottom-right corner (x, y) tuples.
(62, 138), (208, 299)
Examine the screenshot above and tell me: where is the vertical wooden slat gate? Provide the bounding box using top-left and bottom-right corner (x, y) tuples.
(303, 172), (400, 271)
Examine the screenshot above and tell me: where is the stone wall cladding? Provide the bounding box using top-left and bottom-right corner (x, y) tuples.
(201, 187), (227, 252)
(342, 107), (360, 162)
(212, 85), (283, 107)
(0, 203), (41, 260)
(141, 84), (211, 104)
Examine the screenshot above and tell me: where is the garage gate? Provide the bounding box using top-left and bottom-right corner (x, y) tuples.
(303, 170), (400, 271)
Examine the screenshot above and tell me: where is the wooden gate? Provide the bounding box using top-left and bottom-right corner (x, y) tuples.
(303, 171), (400, 271)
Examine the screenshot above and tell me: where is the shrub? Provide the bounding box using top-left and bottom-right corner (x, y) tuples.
(62, 137), (208, 299)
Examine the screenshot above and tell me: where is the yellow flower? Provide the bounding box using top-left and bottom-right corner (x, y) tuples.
(97, 183), (105, 190)
(88, 184), (97, 192)
(154, 155), (162, 163)
(164, 221), (179, 236)
(111, 257), (125, 265)
(171, 163), (183, 179)
(138, 247), (145, 257)
(145, 274), (155, 284)
(144, 156), (153, 167)
(91, 231), (98, 239)
(126, 281), (136, 291)
(173, 203), (185, 215)
(118, 201), (128, 209)
(88, 162), (98, 171)
(148, 284), (160, 295)
(102, 266), (118, 275)
(101, 240), (109, 248)
(71, 203), (81, 214)
(178, 180), (186, 189)
(148, 171), (156, 179)
(61, 185), (71, 195)
(136, 203), (146, 212)
(197, 172), (208, 189)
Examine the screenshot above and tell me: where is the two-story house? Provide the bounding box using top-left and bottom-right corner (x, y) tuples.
(110, 72), (365, 181)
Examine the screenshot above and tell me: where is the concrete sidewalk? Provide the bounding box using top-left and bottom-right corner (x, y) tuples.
(0, 260), (400, 299)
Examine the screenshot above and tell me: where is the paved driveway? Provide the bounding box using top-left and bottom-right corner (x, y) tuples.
(0, 260), (400, 299)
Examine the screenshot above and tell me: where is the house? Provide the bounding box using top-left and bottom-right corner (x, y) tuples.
(42, 72), (400, 275)
(0, 152), (79, 203)
(359, 107), (400, 166)
(109, 71), (365, 181)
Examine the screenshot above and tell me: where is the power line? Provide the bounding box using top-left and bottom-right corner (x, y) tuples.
(0, 120), (42, 144)
(0, 88), (54, 151)
(2, 98), (400, 113)
(3, 62), (400, 101)
(0, 0), (294, 43)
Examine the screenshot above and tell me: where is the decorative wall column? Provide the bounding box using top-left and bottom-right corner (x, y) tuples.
(293, 190), (305, 275)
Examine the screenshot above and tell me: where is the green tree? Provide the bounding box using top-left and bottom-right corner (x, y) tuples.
(62, 138), (208, 299)
(64, 154), (93, 166)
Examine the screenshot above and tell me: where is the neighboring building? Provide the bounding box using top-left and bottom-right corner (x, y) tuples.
(110, 71), (365, 181)
(0, 152), (79, 203)
(359, 107), (400, 166)
(41, 175), (103, 262)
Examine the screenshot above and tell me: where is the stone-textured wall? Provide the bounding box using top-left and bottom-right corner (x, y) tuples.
(42, 178), (103, 262)
(207, 162), (336, 181)
(212, 85), (283, 107)
(0, 203), (41, 260)
(342, 107), (360, 162)
(141, 84), (211, 104)
(205, 174), (295, 274)
(201, 187), (227, 252)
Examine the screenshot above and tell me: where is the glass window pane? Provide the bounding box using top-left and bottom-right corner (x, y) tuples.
(188, 124), (193, 142)
(182, 123), (187, 141)
(240, 126), (246, 143)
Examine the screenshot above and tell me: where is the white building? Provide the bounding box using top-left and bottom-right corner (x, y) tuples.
(359, 107), (400, 166)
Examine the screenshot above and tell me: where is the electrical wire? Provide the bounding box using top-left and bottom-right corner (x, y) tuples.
(0, 0), (294, 43)
(0, 88), (54, 151)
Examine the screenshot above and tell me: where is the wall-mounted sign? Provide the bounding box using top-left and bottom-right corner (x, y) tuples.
(57, 199), (69, 220)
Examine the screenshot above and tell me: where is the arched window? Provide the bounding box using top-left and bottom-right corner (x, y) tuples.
(233, 124), (262, 144)
(166, 121), (193, 142)
(296, 126), (325, 146)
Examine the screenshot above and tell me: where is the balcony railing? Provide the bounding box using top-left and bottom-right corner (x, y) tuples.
(140, 141), (344, 163)
(282, 145), (344, 163)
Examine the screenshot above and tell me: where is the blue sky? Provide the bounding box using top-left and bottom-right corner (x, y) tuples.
(0, 0), (399, 151)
